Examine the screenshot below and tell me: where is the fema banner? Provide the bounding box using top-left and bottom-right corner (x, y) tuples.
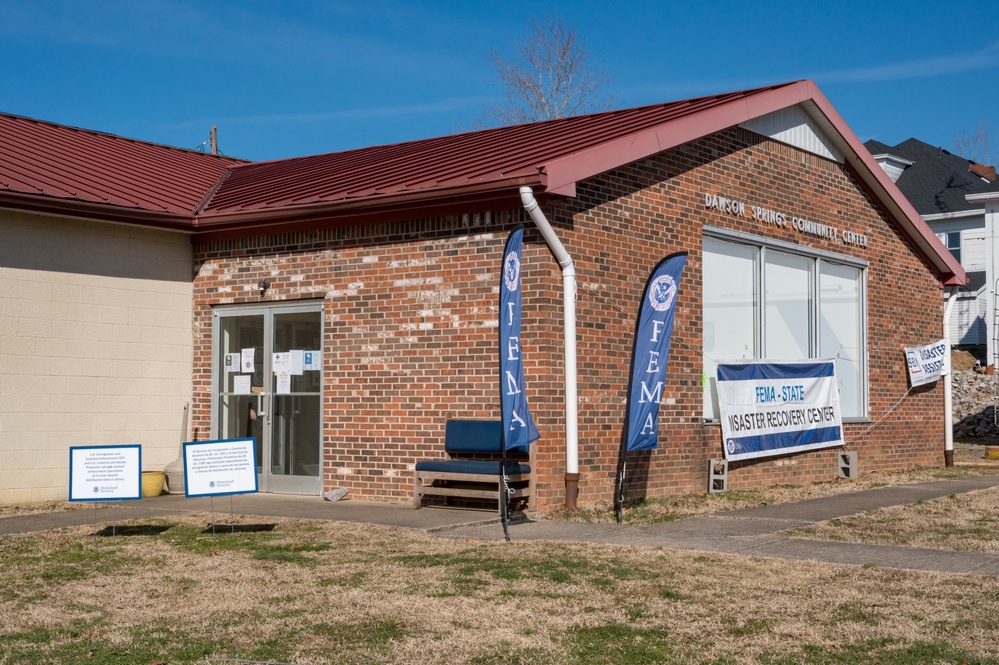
(717, 360), (844, 461)
(624, 252), (687, 451)
(499, 226), (540, 450)
(904, 338), (947, 387)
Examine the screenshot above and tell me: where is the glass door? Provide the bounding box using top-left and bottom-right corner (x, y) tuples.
(214, 303), (323, 494)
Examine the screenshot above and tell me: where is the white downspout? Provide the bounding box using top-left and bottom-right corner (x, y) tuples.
(519, 186), (580, 510)
(944, 288), (957, 467)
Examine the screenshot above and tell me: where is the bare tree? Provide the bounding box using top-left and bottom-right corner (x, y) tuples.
(486, 15), (612, 126)
(954, 121), (994, 166)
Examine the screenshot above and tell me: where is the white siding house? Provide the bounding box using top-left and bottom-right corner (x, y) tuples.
(867, 139), (999, 359)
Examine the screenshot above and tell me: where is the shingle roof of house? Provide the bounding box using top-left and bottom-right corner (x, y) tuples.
(0, 81), (966, 285)
(865, 138), (999, 216)
(964, 270), (987, 294)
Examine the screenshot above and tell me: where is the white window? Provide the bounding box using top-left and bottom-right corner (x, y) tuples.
(703, 232), (867, 419)
(936, 231), (961, 263)
(819, 262), (863, 417)
(764, 250), (813, 359)
(703, 238), (757, 418)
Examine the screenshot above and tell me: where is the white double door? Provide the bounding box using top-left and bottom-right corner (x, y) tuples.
(214, 303), (323, 494)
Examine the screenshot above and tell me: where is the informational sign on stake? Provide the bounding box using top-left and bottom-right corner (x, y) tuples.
(183, 438), (258, 498)
(69, 445), (142, 502)
(69, 445), (142, 544)
(183, 438), (258, 535)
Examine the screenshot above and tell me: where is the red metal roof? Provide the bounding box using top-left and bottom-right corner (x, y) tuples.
(197, 82), (804, 221)
(0, 113), (244, 228)
(0, 81), (965, 285)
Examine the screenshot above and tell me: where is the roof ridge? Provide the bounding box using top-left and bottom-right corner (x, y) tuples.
(0, 111), (250, 165)
(193, 166), (237, 218)
(228, 81), (808, 170)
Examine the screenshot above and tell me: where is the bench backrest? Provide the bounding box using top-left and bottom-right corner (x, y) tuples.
(444, 419), (528, 455)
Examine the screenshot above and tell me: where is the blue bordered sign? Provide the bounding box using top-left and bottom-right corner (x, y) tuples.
(717, 359), (844, 461)
(69, 445), (142, 502)
(904, 338), (947, 387)
(183, 438), (259, 498)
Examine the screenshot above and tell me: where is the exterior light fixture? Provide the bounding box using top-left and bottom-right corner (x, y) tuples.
(258, 280), (271, 296)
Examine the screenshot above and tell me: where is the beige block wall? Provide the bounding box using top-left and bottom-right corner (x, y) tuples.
(0, 210), (193, 504)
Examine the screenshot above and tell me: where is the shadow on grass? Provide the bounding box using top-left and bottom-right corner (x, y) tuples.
(199, 523), (277, 534)
(94, 524), (172, 537)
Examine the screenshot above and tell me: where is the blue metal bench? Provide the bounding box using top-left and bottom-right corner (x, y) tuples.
(413, 419), (531, 513)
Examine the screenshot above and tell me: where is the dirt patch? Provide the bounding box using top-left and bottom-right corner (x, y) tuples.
(952, 349), (980, 371)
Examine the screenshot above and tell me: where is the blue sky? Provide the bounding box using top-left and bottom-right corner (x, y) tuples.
(2, 1), (997, 163)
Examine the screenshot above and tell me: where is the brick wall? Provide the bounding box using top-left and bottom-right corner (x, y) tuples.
(551, 127), (945, 508)
(191, 126), (946, 511)
(192, 212), (541, 503)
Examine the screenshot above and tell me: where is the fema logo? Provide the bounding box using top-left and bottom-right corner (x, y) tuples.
(503, 251), (521, 292)
(648, 274), (677, 312)
(726, 439), (736, 454)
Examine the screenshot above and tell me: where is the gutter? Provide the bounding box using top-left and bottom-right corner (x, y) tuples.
(921, 210), (985, 222)
(0, 193), (196, 232)
(519, 186), (580, 511)
(194, 175), (546, 229)
(943, 289), (957, 467)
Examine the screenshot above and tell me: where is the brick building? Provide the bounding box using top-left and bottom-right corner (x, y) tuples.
(0, 80), (965, 509)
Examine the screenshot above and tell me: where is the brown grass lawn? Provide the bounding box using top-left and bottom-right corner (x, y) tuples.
(788, 482), (999, 553)
(1, 445), (998, 664)
(2, 512), (999, 665)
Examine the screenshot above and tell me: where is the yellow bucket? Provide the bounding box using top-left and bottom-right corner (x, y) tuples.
(141, 471), (166, 497)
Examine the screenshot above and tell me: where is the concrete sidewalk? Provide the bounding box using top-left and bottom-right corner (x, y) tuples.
(3, 474), (999, 576)
(444, 474), (999, 575)
(0, 492), (502, 536)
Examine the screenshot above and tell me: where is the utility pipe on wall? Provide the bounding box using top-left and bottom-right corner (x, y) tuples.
(943, 288), (957, 468)
(519, 186), (580, 510)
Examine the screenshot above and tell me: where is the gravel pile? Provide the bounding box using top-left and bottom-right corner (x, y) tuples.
(951, 370), (999, 440)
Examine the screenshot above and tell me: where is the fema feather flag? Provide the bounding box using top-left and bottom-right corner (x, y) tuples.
(624, 252), (687, 451)
(499, 226), (540, 450)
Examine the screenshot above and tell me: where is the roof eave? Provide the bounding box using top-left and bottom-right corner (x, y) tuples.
(0, 192), (196, 232)
(869, 152), (915, 167)
(800, 89), (967, 287)
(922, 210), (985, 222)
(191, 173), (547, 239)
(533, 80), (965, 287)
(967, 191), (999, 204)
(541, 81), (816, 195)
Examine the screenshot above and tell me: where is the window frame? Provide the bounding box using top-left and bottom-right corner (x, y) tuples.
(702, 226), (868, 421)
(935, 231), (961, 264)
